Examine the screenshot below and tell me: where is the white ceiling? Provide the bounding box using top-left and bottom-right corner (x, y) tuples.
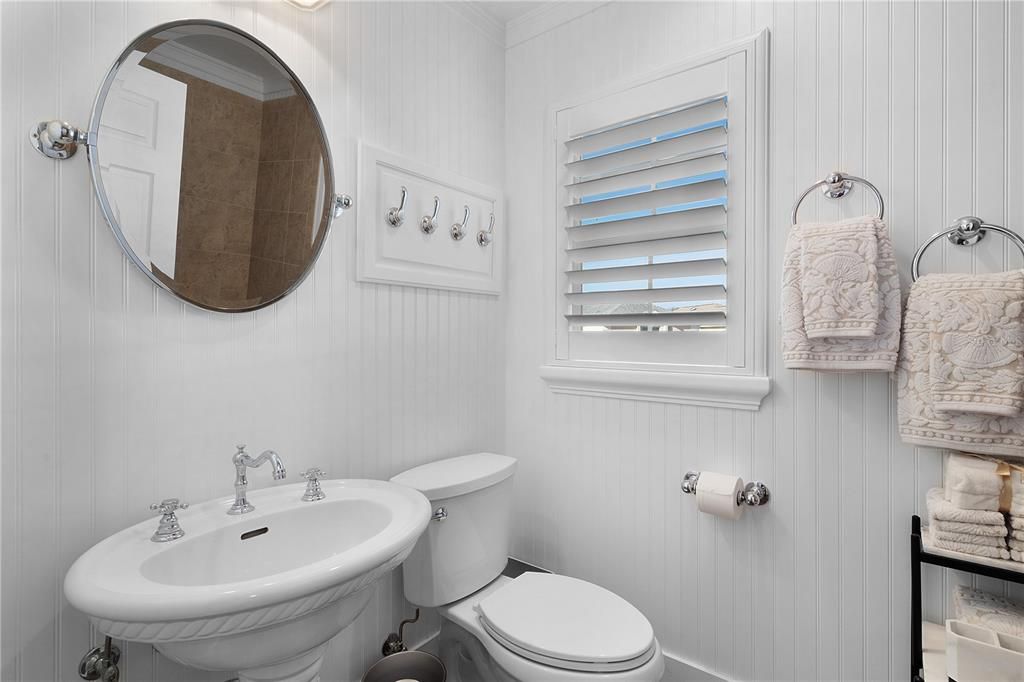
(471, 1), (549, 26)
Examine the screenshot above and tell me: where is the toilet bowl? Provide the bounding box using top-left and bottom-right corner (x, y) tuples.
(391, 454), (665, 682)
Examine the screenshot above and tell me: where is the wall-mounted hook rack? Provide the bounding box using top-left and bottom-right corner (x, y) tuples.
(421, 196), (440, 235)
(387, 186), (408, 227)
(478, 214), (495, 246)
(451, 205), (470, 241)
(357, 142), (504, 295)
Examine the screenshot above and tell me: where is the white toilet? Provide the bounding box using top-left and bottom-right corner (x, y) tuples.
(391, 453), (665, 681)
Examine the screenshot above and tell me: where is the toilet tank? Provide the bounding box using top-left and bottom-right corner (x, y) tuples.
(390, 453), (517, 607)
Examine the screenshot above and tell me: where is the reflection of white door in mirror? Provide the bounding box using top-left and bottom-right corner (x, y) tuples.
(98, 50), (185, 278)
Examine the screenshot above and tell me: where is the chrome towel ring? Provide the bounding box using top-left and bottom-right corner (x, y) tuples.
(790, 171), (885, 225)
(911, 216), (1024, 281)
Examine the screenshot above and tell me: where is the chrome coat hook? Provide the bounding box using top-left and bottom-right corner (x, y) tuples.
(451, 205), (470, 241)
(477, 213), (495, 246)
(386, 186), (408, 227)
(421, 196), (440, 234)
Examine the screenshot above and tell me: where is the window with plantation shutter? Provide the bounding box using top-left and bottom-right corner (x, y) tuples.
(543, 32), (770, 409)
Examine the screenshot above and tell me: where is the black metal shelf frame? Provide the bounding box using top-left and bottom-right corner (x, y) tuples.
(911, 514), (1024, 682)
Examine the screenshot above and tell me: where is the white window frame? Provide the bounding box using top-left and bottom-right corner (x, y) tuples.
(540, 30), (771, 411)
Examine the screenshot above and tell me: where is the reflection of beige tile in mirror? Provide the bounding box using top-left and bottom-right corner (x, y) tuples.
(356, 141), (504, 295)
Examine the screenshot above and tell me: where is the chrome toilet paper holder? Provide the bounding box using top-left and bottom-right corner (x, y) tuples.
(681, 471), (770, 507)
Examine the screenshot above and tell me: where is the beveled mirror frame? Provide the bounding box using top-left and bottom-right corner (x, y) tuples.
(29, 19), (353, 313)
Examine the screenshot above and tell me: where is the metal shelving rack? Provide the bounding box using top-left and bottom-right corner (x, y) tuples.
(911, 514), (1024, 682)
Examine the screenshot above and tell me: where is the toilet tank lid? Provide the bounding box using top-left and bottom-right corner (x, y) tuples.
(390, 453), (517, 500)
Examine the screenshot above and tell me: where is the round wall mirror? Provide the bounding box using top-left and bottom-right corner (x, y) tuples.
(84, 20), (343, 312)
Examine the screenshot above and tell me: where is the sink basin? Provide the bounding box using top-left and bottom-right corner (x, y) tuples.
(65, 479), (430, 682)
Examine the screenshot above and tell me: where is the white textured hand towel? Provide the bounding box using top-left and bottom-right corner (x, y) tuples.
(928, 270), (1024, 416)
(955, 586), (1024, 635)
(1012, 516), (1024, 531)
(932, 517), (1008, 537)
(798, 218), (880, 338)
(927, 488), (1007, 526)
(931, 527), (1011, 560)
(944, 453), (1004, 511)
(899, 273), (1024, 457)
(934, 528), (1008, 548)
(782, 216), (901, 371)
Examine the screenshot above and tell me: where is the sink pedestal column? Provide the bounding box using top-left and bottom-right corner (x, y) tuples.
(238, 644), (328, 682)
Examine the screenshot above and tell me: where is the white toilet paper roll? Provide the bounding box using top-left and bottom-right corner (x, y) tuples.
(695, 472), (744, 520)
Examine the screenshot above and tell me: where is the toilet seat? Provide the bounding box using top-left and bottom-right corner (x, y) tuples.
(474, 573), (656, 673)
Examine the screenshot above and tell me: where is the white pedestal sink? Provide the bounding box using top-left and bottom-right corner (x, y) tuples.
(65, 480), (430, 682)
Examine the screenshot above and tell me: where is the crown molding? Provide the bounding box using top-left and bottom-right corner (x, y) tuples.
(145, 41), (293, 101)
(505, 1), (609, 49)
(444, 1), (506, 47)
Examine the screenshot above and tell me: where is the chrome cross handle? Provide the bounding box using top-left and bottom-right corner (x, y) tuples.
(149, 498), (189, 542)
(301, 468), (326, 502)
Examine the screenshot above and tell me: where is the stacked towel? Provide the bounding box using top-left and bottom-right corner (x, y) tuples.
(955, 585), (1024, 637)
(927, 488), (1009, 560)
(944, 453), (1004, 511)
(782, 216), (901, 371)
(1009, 470), (1024, 562)
(898, 270), (1024, 457)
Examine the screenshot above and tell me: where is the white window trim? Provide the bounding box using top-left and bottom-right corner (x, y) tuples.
(540, 29), (771, 410)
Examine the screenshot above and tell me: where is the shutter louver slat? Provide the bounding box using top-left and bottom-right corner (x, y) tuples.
(566, 284), (726, 305)
(566, 149), (726, 195)
(564, 204), (726, 249)
(565, 126), (727, 179)
(565, 97), (727, 158)
(565, 176), (726, 223)
(566, 233), (727, 265)
(565, 257), (726, 284)
(564, 312), (726, 328)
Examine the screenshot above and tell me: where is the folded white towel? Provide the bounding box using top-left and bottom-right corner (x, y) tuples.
(1011, 516), (1024, 531)
(898, 273), (1024, 457)
(1009, 528), (1024, 541)
(1010, 538), (1024, 552)
(933, 532), (1011, 559)
(934, 528), (1008, 548)
(955, 586), (1024, 635)
(797, 218), (880, 338)
(944, 453), (1004, 510)
(782, 217), (901, 371)
(949, 490), (1001, 511)
(927, 488), (1006, 526)
(928, 270), (1024, 416)
(1012, 548), (1024, 562)
(932, 517), (1008, 537)
(946, 453), (1005, 494)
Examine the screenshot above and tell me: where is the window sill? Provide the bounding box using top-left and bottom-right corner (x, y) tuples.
(539, 364), (770, 411)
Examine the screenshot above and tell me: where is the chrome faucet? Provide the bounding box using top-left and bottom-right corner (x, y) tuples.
(228, 444), (286, 515)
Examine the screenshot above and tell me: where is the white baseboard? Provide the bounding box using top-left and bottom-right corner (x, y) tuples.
(411, 631), (440, 656)
(662, 649), (728, 682)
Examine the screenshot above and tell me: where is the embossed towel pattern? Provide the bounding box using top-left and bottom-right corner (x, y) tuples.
(782, 216), (901, 371)
(927, 271), (1024, 416)
(798, 218), (880, 338)
(898, 271), (1024, 457)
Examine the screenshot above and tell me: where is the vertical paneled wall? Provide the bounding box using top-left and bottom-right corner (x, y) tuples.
(504, 1), (1024, 680)
(0, 2), (504, 680)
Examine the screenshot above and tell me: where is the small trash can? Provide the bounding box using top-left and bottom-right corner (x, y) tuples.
(362, 650), (446, 682)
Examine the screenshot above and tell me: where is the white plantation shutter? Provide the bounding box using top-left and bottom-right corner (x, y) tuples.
(554, 49), (759, 370)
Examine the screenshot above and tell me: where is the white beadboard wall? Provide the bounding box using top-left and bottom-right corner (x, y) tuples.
(0, 2), (504, 681)
(504, 1), (1024, 680)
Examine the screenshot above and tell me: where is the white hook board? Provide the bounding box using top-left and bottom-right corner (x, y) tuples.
(356, 141), (505, 295)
